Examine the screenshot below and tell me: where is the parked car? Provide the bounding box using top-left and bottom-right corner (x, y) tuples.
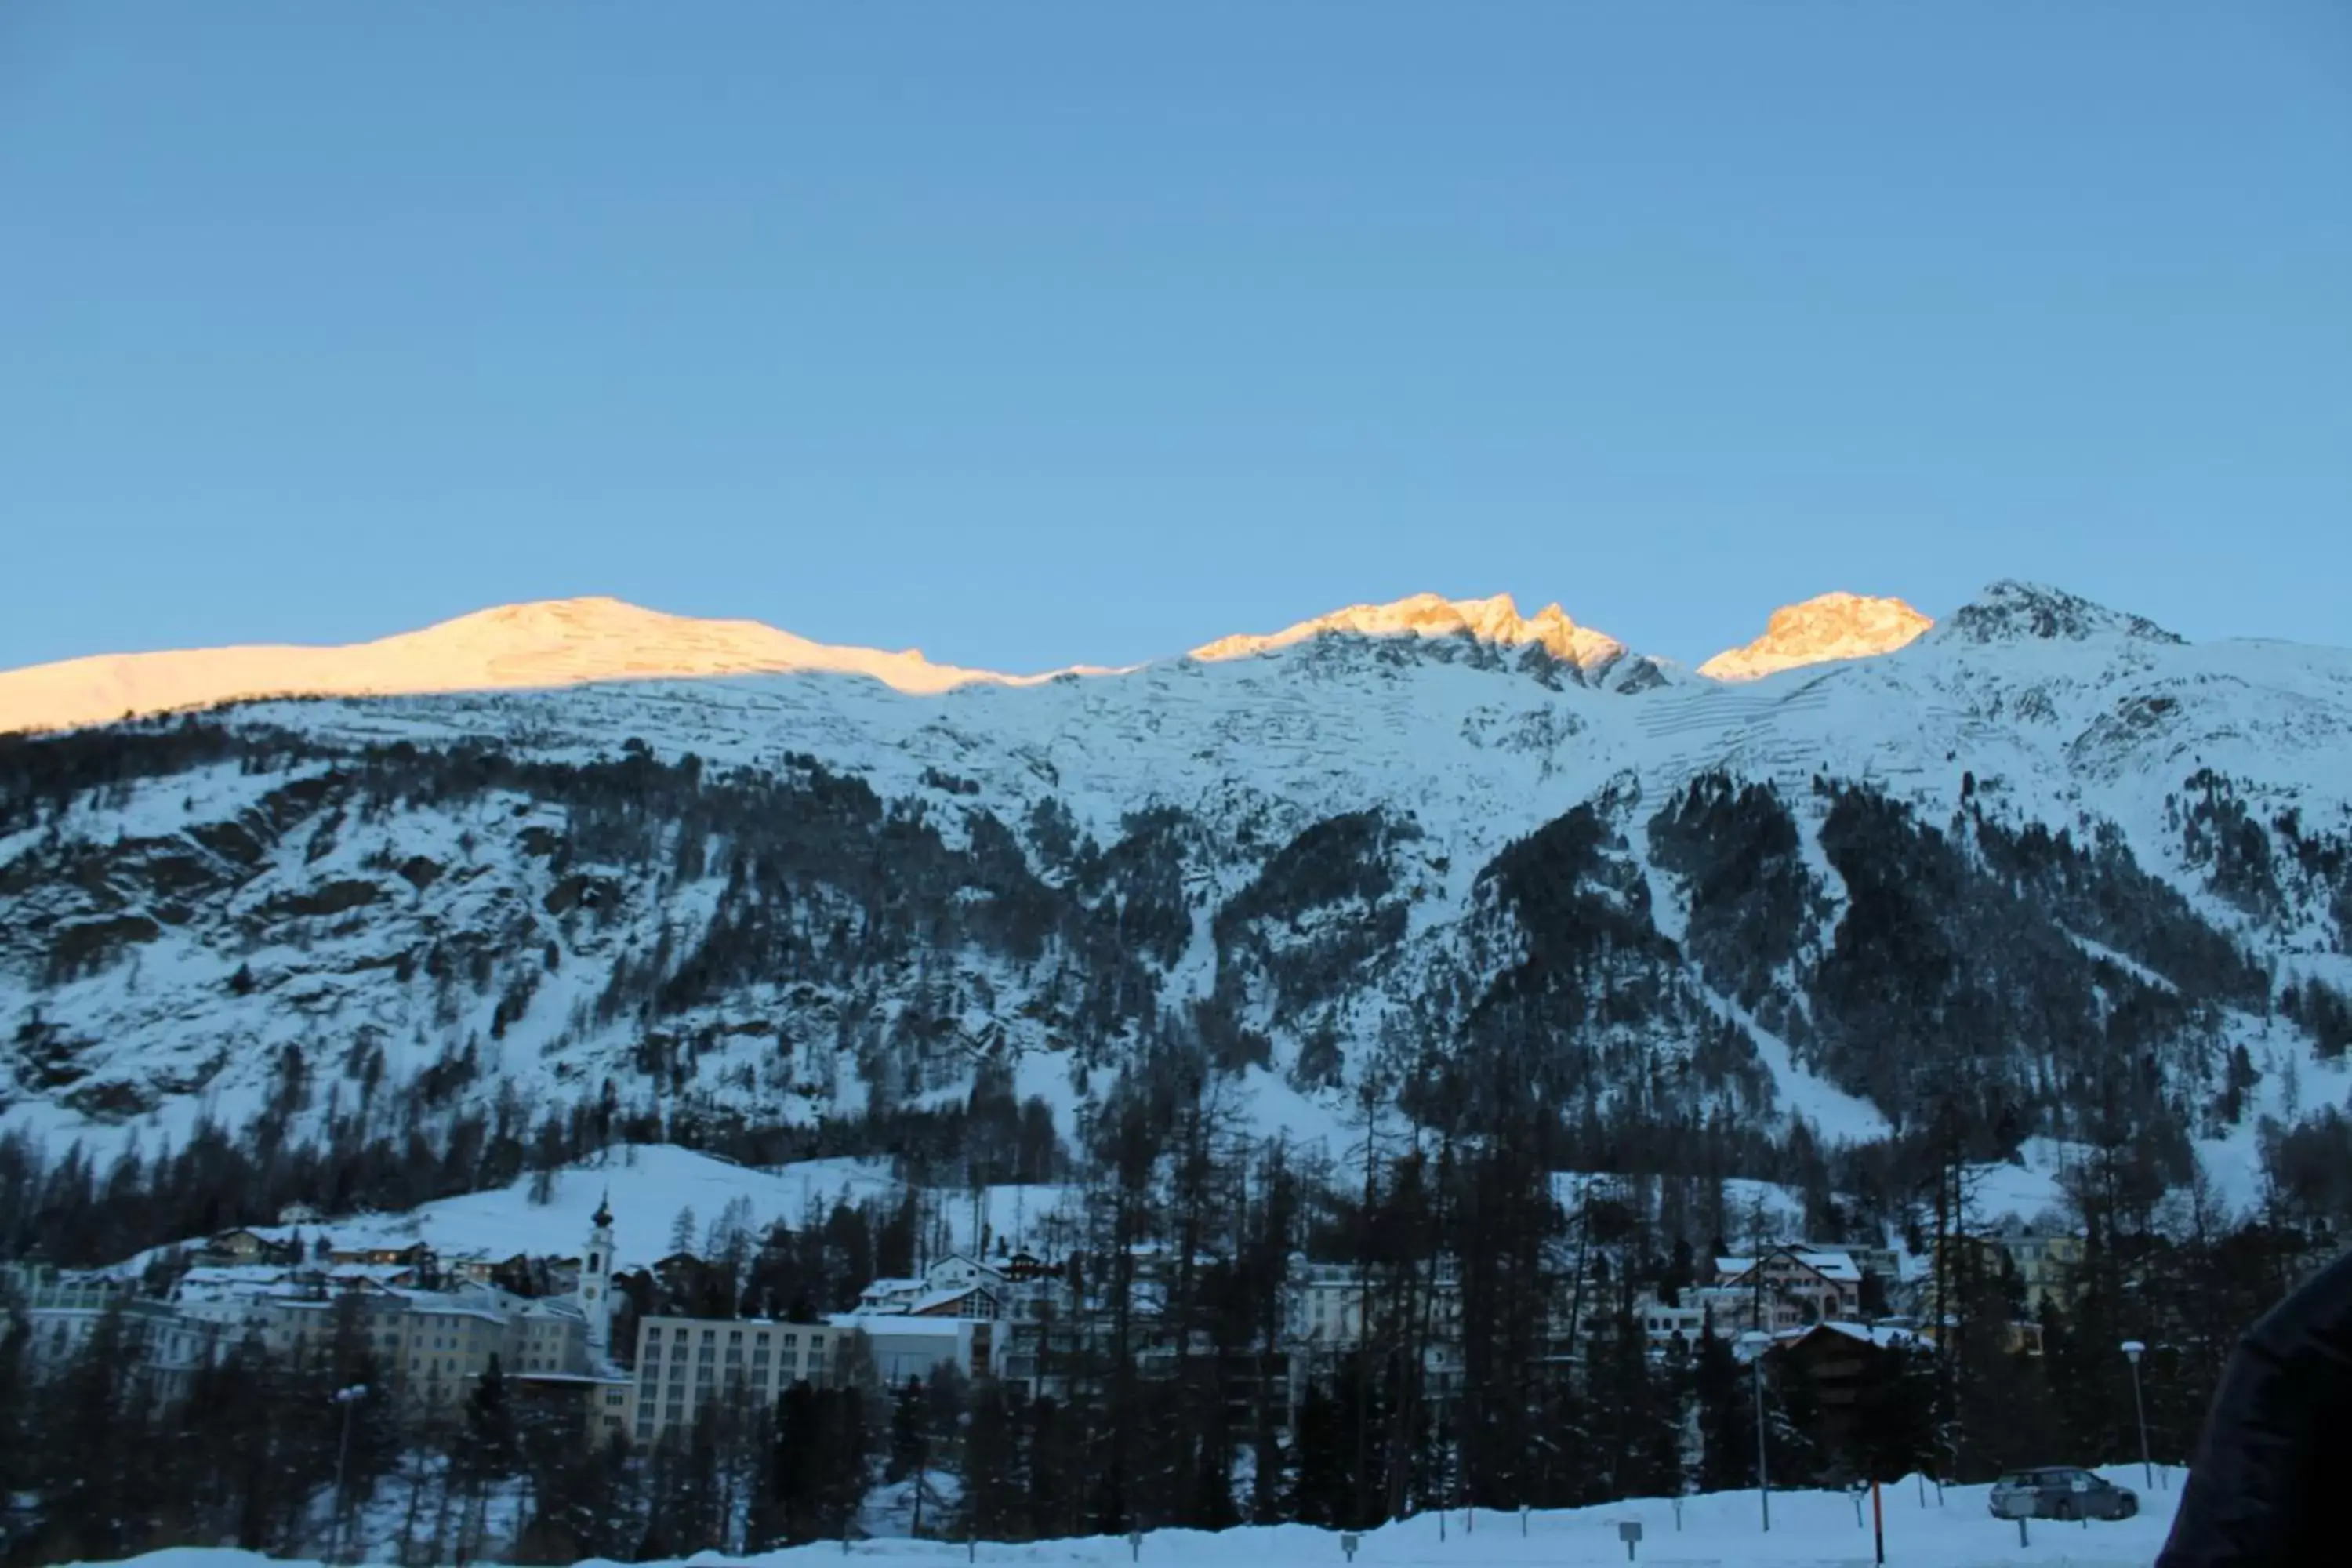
(1988, 1468), (2140, 1522)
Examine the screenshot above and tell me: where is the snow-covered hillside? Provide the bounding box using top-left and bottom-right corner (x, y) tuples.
(5, 579), (2351, 1207)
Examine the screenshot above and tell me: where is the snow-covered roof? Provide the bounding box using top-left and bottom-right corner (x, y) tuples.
(1801, 1319), (1929, 1352)
(401, 1302), (509, 1326)
(1733, 1320), (1933, 1363)
(508, 1368), (631, 1388)
(511, 1296), (586, 1323)
(828, 1313), (964, 1338)
(179, 1264), (288, 1287)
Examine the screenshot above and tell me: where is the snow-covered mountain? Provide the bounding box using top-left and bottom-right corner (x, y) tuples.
(0, 596), (1128, 735)
(1696, 592), (1933, 681)
(5, 586), (1798, 736)
(1189, 592), (1645, 684)
(4, 579), (2350, 1200)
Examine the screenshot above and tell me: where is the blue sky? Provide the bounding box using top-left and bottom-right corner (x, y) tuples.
(3, 3), (2347, 673)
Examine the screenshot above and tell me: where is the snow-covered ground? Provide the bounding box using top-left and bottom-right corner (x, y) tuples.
(113, 1145), (1087, 1276)
(82, 1468), (2189, 1567)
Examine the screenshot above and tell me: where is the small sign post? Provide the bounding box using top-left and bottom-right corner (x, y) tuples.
(1617, 1519), (1643, 1562)
(1340, 1533), (1360, 1563)
(1128, 1530), (1144, 1563)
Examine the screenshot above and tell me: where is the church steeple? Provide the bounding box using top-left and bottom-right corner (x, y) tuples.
(579, 1192), (615, 1360)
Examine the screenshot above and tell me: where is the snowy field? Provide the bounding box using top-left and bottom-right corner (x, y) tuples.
(81, 1471), (2182, 1568)
(113, 1146), (1086, 1277)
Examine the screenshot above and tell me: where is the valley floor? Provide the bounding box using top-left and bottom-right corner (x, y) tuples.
(78, 1470), (2183, 1568)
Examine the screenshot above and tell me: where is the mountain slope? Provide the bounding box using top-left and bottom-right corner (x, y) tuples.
(5, 580), (2351, 1207)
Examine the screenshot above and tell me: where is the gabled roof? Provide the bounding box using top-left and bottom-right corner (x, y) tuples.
(1784, 1319), (1929, 1352)
(1715, 1246), (1862, 1284)
(908, 1285), (998, 1316)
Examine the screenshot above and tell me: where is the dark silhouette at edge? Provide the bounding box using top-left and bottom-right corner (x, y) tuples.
(2156, 1248), (2352, 1566)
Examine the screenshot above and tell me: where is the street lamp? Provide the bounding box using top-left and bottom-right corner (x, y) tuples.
(332, 1383), (370, 1564)
(2120, 1342), (2154, 1490)
(1740, 1331), (1773, 1533)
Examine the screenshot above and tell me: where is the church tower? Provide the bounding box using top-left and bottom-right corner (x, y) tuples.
(579, 1190), (615, 1360)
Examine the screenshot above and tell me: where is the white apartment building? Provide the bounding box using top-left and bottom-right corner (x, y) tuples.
(1635, 1299), (1711, 1348)
(627, 1316), (840, 1446)
(5, 1264), (227, 1404)
(1283, 1258), (1465, 1348)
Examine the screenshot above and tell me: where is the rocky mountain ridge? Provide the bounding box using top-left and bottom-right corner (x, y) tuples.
(9, 584), (1952, 736)
(1696, 592), (1933, 681)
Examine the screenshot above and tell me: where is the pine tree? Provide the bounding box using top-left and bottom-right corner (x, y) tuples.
(887, 1375), (927, 1483)
(31, 1301), (156, 1562)
(1690, 1311), (1754, 1494)
(1849, 1341), (1937, 1484)
(816, 1385), (873, 1538)
(957, 1385), (1026, 1542)
(1287, 1383), (1350, 1526)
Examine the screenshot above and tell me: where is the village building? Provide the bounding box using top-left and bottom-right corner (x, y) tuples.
(1713, 1246), (1864, 1323)
(1755, 1320), (1933, 1476)
(626, 1315), (842, 1446)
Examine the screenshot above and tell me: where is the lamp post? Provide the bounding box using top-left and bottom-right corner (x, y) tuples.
(332, 1382), (370, 1564)
(2121, 1341), (2154, 1489)
(1740, 1331), (1772, 1532)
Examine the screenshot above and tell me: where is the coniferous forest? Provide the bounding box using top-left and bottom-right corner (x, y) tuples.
(0, 1065), (2341, 1563)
